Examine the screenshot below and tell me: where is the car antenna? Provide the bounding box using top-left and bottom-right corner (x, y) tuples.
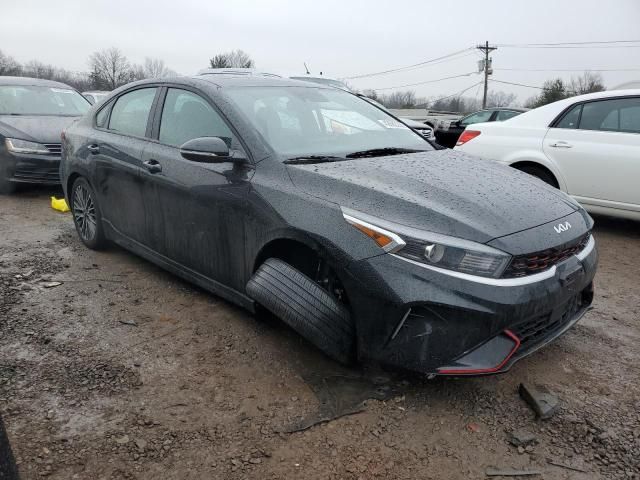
(304, 62), (310, 74)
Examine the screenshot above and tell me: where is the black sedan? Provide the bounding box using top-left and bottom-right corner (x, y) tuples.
(0, 76), (91, 193)
(435, 107), (527, 148)
(60, 75), (597, 375)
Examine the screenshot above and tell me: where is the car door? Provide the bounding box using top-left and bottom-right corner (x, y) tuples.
(139, 86), (252, 290)
(543, 97), (640, 209)
(91, 86), (159, 243)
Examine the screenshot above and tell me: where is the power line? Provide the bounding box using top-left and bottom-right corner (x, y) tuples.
(490, 79), (545, 89)
(499, 44), (640, 49)
(490, 79), (579, 94)
(497, 40), (640, 47)
(371, 72), (479, 91)
(426, 81), (484, 106)
(495, 67), (640, 72)
(341, 47), (474, 80)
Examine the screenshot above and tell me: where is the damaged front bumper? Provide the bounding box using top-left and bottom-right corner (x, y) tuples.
(343, 234), (598, 376)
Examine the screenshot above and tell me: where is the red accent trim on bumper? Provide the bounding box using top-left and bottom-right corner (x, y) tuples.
(437, 330), (521, 375)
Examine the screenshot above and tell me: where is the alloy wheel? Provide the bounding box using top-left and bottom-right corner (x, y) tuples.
(72, 184), (97, 242)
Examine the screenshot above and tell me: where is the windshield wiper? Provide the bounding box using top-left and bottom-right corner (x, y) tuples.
(345, 147), (425, 159)
(284, 155), (346, 165)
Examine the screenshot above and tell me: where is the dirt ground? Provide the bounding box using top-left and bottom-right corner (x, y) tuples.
(1, 186), (639, 480)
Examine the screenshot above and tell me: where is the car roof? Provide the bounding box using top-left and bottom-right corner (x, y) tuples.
(190, 74), (336, 89)
(488, 88), (640, 127)
(0, 76), (74, 89)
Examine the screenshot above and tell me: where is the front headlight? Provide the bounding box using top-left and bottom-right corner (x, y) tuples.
(5, 138), (50, 155)
(394, 235), (511, 278)
(342, 207), (511, 279)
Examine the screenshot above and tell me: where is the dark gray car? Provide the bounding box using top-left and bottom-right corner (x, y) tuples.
(0, 76), (90, 193)
(60, 75), (597, 375)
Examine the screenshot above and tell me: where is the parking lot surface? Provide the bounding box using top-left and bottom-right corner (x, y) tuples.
(1, 188), (639, 480)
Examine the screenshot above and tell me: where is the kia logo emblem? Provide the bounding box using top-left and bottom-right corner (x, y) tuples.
(554, 221), (572, 233)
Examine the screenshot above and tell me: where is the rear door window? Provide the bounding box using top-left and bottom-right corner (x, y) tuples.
(108, 88), (157, 138)
(495, 110), (520, 121)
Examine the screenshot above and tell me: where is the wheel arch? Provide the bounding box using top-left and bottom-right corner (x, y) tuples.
(252, 235), (324, 277)
(509, 160), (562, 189)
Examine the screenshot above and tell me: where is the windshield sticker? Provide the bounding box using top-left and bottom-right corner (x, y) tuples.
(378, 118), (407, 129)
(50, 88), (72, 93)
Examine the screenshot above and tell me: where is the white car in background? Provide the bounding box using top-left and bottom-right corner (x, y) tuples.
(455, 90), (640, 221)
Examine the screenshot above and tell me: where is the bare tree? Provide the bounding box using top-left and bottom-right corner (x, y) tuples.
(0, 50), (21, 75)
(209, 49), (254, 69)
(142, 58), (176, 78)
(88, 48), (132, 90)
(22, 60), (55, 79)
(361, 89), (379, 101)
(486, 90), (518, 108)
(380, 90), (418, 109)
(568, 71), (605, 95)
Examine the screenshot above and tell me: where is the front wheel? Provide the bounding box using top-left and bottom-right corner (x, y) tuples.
(247, 258), (355, 364)
(71, 177), (107, 250)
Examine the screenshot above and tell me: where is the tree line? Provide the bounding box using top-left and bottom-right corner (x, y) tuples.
(362, 71), (605, 112)
(1, 47), (607, 112)
(0, 48), (255, 92)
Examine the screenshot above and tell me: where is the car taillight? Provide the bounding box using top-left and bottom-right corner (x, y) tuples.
(456, 130), (481, 146)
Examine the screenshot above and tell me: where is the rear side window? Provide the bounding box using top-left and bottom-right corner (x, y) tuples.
(495, 110), (520, 121)
(159, 88), (235, 147)
(108, 88), (157, 138)
(555, 104), (582, 129)
(580, 98), (640, 133)
(460, 110), (492, 126)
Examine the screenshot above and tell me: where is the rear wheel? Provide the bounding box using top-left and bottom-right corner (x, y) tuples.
(247, 258), (355, 364)
(71, 177), (106, 249)
(515, 165), (558, 188)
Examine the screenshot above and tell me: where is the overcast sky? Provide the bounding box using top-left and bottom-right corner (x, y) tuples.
(3, 0), (640, 103)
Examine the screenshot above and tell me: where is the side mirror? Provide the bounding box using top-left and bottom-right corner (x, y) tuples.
(180, 137), (241, 163)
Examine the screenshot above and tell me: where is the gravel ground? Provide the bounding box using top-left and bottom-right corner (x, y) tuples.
(1, 187), (639, 480)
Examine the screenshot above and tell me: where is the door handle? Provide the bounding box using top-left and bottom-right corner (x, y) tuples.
(549, 141), (573, 148)
(87, 144), (100, 154)
(143, 159), (162, 174)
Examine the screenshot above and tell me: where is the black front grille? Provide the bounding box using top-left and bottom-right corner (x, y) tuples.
(14, 165), (60, 182)
(44, 143), (62, 155)
(503, 233), (590, 278)
(511, 292), (586, 349)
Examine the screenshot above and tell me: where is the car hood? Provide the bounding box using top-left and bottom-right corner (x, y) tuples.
(0, 115), (80, 143)
(286, 150), (577, 244)
(401, 118), (430, 129)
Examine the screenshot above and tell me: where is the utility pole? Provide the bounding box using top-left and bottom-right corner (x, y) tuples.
(477, 41), (497, 108)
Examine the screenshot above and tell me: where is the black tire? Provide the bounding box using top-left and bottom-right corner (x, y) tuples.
(70, 177), (107, 250)
(246, 258), (355, 364)
(516, 165), (558, 188)
(0, 179), (15, 195)
(0, 164), (15, 194)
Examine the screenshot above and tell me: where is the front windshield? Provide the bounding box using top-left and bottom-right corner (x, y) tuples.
(0, 85), (91, 116)
(225, 86), (432, 158)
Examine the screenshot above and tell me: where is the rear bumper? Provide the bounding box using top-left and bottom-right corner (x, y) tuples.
(1, 151), (61, 185)
(343, 233), (598, 376)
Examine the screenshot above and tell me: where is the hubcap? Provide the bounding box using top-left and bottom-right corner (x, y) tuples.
(73, 184), (97, 241)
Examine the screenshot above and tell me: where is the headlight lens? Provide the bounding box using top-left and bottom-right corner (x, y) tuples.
(395, 236), (511, 278)
(343, 207), (511, 278)
(5, 138), (50, 154)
